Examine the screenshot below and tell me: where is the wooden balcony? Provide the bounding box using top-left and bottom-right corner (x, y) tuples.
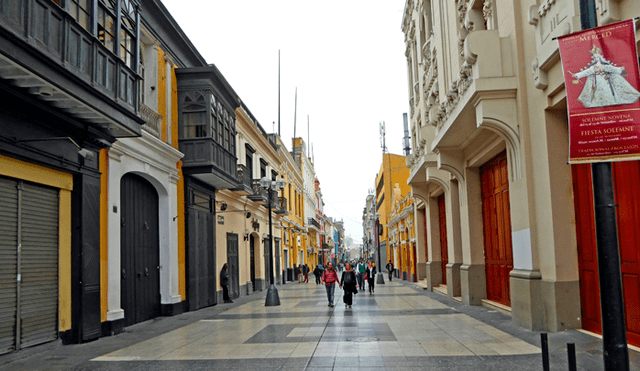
(274, 197), (288, 215)
(180, 138), (238, 189)
(0, 0), (143, 138)
(248, 180), (268, 204)
(231, 164), (253, 196)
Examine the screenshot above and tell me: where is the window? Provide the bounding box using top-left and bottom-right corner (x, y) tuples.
(182, 94), (207, 138)
(68, 0), (92, 31)
(120, 0), (136, 69)
(97, 0), (116, 53)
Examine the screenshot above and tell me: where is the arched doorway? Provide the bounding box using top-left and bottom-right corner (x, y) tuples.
(120, 173), (160, 327)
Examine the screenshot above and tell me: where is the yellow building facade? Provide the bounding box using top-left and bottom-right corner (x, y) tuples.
(375, 153), (411, 270)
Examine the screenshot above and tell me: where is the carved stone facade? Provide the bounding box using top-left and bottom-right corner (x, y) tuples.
(402, 0), (640, 341)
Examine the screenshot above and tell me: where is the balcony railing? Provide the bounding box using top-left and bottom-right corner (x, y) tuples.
(308, 218), (320, 230)
(180, 138), (237, 189)
(140, 103), (162, 138)
(248, 179), (268, 204)
(232, 164), (252, 195)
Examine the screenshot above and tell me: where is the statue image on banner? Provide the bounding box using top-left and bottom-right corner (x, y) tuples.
(571, 45), (640, 108)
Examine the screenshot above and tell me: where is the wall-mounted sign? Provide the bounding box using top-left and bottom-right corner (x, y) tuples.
(217, 215), (224, 225)
(558, 19), (640, 163)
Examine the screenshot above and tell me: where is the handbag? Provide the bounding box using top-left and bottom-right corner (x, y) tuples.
(364, 273), (368, 281)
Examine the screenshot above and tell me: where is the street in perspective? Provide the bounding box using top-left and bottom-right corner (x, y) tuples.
(4, 277), (639, 370)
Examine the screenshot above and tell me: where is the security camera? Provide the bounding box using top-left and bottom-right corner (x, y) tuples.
(78, 148), (95, 160)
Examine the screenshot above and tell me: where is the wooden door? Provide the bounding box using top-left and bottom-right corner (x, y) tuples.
(438, 195), (448, 285)
(250, 235), (256, 291)
(121, 174), (160, 327)
(480, 152), (513, 306)
(573, 162), (640, 345)
(226, 233), (239, 300)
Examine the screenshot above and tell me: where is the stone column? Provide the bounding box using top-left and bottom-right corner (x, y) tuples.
(445, 179), (462, 299)
(459, 167), (486, 305)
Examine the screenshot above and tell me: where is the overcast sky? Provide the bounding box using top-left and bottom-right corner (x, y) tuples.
(161, 0), (410, 242)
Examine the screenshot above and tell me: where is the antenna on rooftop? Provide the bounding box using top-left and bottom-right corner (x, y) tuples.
(379, 121), (387, 154)
(293, 87), (297, 139)
(403, 113), (411, 156)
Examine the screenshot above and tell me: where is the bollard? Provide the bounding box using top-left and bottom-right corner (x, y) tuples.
(541, 333), (550, 371)
(567, 343), (577, 371)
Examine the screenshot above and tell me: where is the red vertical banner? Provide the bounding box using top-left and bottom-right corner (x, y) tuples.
(558, 19), (640, 163)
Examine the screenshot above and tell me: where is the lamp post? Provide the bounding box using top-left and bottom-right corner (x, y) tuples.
(260, 176), (286, 307)
(374, 213), (385, 285)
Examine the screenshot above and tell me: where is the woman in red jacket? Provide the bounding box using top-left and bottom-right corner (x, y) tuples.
(321, 262), (340, 307)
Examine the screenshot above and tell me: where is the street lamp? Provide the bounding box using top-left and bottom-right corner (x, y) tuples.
(374, 213), (385, 285)
(260, 176), (286, 306)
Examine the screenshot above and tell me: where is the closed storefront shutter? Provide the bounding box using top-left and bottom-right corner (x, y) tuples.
(0, 176), (58, 354)
(19, 182), (58, 348)
(0, 177), (18, 355)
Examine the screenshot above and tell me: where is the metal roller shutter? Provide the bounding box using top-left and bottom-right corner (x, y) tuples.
(19, 182), (58, 348)
(0, 176), (58, 354)
(0, 177), (18, 355)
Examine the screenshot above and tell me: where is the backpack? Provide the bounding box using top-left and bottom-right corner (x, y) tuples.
(343, 272), (353, 285)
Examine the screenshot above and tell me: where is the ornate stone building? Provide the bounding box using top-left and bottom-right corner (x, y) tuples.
(402, 0), (640, 344)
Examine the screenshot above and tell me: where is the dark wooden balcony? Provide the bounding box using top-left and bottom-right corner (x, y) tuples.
(274, 197), (288, 215)
(231, 164), (252, 195)
(0, 0), (143, 138)
(180, 138), (238, 189)
(248, 179), (268, 204)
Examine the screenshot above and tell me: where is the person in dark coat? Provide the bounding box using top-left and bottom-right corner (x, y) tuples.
(340, 263), (358, 308)
(220, 263), (233, 303)
(386, 260), (394, 282)
(365, 262), (377, 294)
(314, 265), (323, 284)
(303, 264), (309, 283)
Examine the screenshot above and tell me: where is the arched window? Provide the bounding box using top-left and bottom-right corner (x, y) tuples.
(182, 93), (207, 138)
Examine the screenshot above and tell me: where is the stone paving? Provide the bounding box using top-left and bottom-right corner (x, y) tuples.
(2, 276), (640, 370)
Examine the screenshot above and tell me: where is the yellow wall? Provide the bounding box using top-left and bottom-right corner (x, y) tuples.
(0, 154), (73, 332)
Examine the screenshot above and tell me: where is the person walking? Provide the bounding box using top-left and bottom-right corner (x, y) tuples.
(366, 261), (377, 294)
(220, 263), (233, 303)
(386, 260), (394, 282)
(314, 264), (323, 284)
(340, 263), (358, 308)
(321, 262), (340, 307)
(356, 258), (366, 291)
(297, 264), (303, 283)
(303, 264), (309, 283)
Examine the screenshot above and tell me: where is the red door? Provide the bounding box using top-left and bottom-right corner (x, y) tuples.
(573, 162), (640, 346)
(412, 243), (418, 282)
(438, 195), (448, 285)
(481, 152), (513, 306)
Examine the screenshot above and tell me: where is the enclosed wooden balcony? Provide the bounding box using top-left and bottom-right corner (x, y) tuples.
(0, 0), (143, 138)
(176, 66), (240, 190)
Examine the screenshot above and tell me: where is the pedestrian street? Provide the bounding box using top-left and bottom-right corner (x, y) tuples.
(5, 278), (639, 371)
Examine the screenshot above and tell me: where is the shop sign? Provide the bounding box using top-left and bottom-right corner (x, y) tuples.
(558, 19), (640, 163)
